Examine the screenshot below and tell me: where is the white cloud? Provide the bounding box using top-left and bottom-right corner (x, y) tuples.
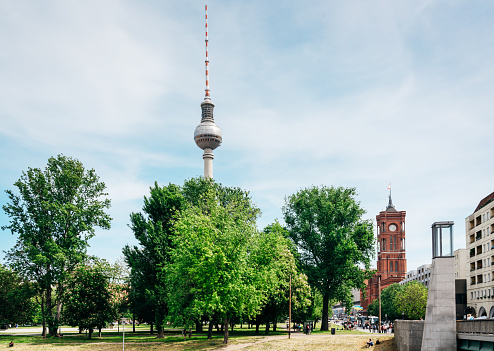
(1, 0), (494, 273)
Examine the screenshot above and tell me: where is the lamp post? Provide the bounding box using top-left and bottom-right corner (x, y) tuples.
(378, 275), (382, 333)
(288, 274), (291, 339)
(121, 318), (128, 351)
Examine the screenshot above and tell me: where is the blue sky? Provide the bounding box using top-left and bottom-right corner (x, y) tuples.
(1, 0), (493, 272)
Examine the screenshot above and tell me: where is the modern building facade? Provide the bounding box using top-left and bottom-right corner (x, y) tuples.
(400, 264), (432, 287)
(362, 194), (407, 314)
(465, 191), (494, 317)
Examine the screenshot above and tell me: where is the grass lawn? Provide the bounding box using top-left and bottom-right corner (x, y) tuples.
(0, 323), (396, 350)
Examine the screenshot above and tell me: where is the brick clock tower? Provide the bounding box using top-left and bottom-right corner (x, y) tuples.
(362, 193), (407, 315)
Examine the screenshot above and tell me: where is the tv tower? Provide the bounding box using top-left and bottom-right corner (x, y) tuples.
(194, 4), (222, 179)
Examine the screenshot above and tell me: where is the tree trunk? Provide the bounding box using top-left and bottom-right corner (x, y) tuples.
(255, 315), (260, 334)
(273, 322), (277, 332)
(98, 327), (102, 338)
(41, 293), (46, 337)
(207, 320), (213, 339)
(195, 320), (203, 333)
(55, 289), (62, 335)
(133, 311), (135, 333)
(321, 293), (329, 331)
(46, 284), (57, 337)
(230, 321), (234, 332)
(88, 328), (93, 339)
(157, 326), (164, 339)
(223, 317), (229, 344)
(79, 327), (83, 334)
(314, 320), (318, 330)
(265, 322), (270, 335)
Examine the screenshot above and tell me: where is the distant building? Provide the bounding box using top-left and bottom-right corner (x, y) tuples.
(361, 193), (407, 314)
(399, 249), (467, 319)
(455, 248), (468, 280)
(400, 264), (432, 287)
(465, 191), (494, 317)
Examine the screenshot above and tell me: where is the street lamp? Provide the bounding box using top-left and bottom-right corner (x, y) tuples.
(402, 312), (404, 320)
(121, 318), (128, 351)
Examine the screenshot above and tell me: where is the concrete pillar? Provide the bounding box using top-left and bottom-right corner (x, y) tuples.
(421, 256), (456, 351)
(203, 148), (214, 179)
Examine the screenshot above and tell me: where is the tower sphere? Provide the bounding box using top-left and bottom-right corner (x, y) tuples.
(194, 100), (222, 150)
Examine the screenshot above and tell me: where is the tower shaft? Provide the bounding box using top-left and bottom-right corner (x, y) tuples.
(203, 148), (214, 178)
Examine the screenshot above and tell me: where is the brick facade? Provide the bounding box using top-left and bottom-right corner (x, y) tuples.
(362, 196), (407, 314)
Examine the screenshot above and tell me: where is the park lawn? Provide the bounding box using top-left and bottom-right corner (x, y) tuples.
(0, 335), (397, 351)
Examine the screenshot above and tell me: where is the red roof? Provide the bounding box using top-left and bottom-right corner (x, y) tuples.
(475, 191), (494, 212)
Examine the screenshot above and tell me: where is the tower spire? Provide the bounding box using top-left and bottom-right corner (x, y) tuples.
(204, 4), (210, 101)
(386, 183), (396, 211)
(194, 3), (222, 179)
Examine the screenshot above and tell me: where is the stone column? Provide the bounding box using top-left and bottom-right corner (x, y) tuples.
(421, 256), (456, 351)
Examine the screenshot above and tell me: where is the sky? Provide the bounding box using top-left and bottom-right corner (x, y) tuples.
(1, 0), (493, 272)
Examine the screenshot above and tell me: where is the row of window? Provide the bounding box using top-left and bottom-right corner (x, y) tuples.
(471, 289), (493, 300)
(378, 237), (405, 252)
(470, 273), (493, 285)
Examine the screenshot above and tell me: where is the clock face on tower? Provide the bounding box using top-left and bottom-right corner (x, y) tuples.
(389, 224), (397, 232)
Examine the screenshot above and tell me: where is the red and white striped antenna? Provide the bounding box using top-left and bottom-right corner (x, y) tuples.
(204, 4), (210, 101)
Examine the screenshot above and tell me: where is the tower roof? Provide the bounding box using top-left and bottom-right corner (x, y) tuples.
(386, 194), (397, 212)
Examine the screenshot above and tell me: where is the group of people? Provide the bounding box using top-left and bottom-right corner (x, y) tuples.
(366, 338), (381, 348)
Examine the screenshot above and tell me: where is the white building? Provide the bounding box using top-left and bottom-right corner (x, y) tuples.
(401, 264), (432, 287)
(465, 191), (494, 317)
(455, 248), (468, 280)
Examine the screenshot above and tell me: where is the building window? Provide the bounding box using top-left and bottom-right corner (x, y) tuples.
(395, 261), (398, 272)
(390, 261), (393, 271)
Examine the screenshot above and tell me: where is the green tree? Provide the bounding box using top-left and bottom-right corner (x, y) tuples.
(167, 188), (265, 344)
(124, 178), (261, 339)
(2, 155), (111, 336)
(394, 281), (427, 320)
(0, 264), (38, 326)
(123, 182), (185, 337)
(283, 186), (375, 331)
(62, 262), (115, 338)
(367, 298), (379, 317)
(252, 222), (311, 334)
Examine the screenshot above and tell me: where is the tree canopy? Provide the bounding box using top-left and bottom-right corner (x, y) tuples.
(2, 155), (112, 336)
(395, 281), (428, 320)
(283, 185), (375, 330)
(0, 264), (37, 326)
(367, 283), (404, 321)
(62, 262), (115, 338)
(167, 187), (266, 344)
(123, 178), (265, 342)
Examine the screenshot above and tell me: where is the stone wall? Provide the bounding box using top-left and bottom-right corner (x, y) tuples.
(394, 320), (424, 351)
